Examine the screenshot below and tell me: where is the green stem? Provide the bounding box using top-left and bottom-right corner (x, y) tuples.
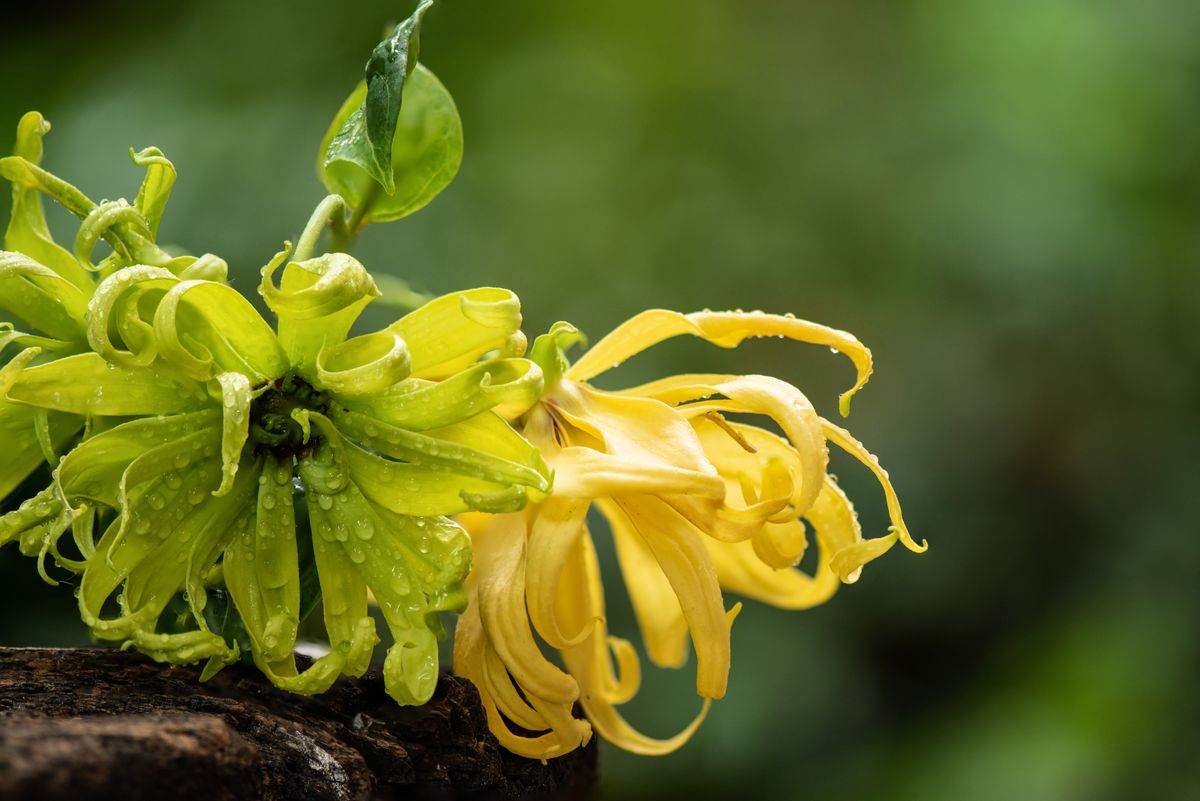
(328, 183), (379, 254)
(294, 194), (350, 262)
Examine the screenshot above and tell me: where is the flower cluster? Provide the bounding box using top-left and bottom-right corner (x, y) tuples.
(0, 3), (923, 760)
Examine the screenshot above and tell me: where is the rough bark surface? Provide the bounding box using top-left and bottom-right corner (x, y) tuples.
(0, 647), (596, 801)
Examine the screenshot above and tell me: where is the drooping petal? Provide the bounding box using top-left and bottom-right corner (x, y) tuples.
(222, 454), (302, 674)
(469, 512), (592, 753)
(453, 576), (592, 760)
(299, 437), (471, 705)
(566, 309), (873, 416)
(386, 288), (523, 379)
(610, 497), (733, 699)
(821, 419), (927, 555)
(524, 496), (594, 649)
(214, 372), (252, 496)
(557, 531), (712, 755)
(598, 498), (689, 670)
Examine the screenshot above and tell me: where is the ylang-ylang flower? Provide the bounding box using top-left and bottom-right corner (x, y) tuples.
(0, 114), (551, 705)
(454, 311), (927, 758)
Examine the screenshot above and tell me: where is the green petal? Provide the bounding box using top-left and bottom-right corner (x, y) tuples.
(78, 443), (251, 644)
(88, 266), (177, 367)
(260, 249), (379, 375)
(2, 351), (210, 416)
(330, 406), (549, 493)
(339, 358), (542, 431)
(221, 453), (300, 668)
(303, 412), (529, 516)
(299, 438), (470, 705)
(153, 278), (287, 382)
(386, 288), (523, 379)
(57, 410), (219, 509)
(0, 401), (76, 498)
(315, 331), (410, 396)
(3, 112), (93, 294)
(214, 372), (252, 496)
(0, 251), (89, 342)
(129, 147), (175, 238)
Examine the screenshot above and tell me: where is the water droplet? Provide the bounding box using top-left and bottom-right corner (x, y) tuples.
(317, 494), (333, 511)
(147, 492), (165, 510)
(173, 452), (190, 469)
(262, 494), (276, 511)
(354, 519), (374, 540)
(165, 472), (182, 490)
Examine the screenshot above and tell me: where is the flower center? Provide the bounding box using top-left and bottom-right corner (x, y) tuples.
(249, 372), (330, 457)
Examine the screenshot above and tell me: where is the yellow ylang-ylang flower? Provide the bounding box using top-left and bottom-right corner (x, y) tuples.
(454, 311), (927, 759)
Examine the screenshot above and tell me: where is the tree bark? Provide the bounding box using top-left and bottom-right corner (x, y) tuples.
(0, 647), (596, 801)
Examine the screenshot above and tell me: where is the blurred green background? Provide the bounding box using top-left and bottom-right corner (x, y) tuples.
(2, 1), (1198, 798)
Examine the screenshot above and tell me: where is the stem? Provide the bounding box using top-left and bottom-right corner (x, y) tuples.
(293, 194), (350, 262)
(328, 183), (379, 254)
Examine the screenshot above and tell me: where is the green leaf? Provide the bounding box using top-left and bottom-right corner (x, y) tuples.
(319, 64), (462, 223)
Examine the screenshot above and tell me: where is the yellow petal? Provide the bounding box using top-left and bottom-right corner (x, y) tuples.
(557, 532), (711, 755)
(598, 498), (689, 670)
(821, 419), (927, 554)
(524, 496), (597, 649)
(566, 309), (872, 416)
(610, 497), (731, 699)
(474, 512), (579, 706)
(632, 374), (828, 518)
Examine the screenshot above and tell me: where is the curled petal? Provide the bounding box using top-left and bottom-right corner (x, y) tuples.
(153, 278), (288, 382)
(74, 199), (153, 271)
(88, 266), (177, 367)
(261, 249), (379, 371)
(387, 288), (522, 379)
(567, 309), (873, 416)
(549, 446), (725, 501)
(129, 146), (175, 237)
(315, 331), (410, 396)
(631, 374), (828, 519)
(821, 419), (926, 554)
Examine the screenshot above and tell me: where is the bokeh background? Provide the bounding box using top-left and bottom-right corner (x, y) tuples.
(2, 1), (1198, 798)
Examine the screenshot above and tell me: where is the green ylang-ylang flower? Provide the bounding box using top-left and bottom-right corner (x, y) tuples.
(0, 1), (551, 707)
(0, 190), (550, 703)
